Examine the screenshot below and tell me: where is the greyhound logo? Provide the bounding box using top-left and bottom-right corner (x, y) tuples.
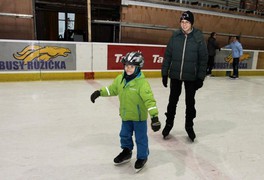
(224, 53), (251, 64)
(13, 45), (71, 64)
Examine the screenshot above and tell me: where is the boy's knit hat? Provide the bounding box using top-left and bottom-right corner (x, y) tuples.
(180, 11), (194, 25)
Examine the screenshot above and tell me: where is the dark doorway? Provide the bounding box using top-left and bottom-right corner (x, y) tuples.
(35, 0), (121, 42)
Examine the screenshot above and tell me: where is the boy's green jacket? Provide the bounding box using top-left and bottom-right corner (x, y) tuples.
(100, 72), (158, 121)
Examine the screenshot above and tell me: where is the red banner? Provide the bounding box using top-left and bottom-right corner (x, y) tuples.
(107, 45), (165, 70)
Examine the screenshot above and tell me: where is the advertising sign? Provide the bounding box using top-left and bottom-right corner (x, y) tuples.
(215, 50), (254, 69)
(0, 42), (76, 71)
(108, 45), (254, 71)
(107, 45), (165, 70)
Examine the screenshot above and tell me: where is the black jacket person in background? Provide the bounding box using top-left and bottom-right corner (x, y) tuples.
(206, 32), (220, 76)
(161, 10), (208, 142)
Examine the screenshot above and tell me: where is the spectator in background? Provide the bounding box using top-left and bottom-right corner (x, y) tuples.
(206, 32), (220, 76)
(240, 0), (245, 9)
(225, 36), (243, 79)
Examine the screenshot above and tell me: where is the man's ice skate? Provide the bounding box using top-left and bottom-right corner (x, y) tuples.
(162, 113), (174, 139)
(229, 75), (239, 79)
(134, 159), (147, 173)
(113, 148), (132, 165)
(185, 127), (196, 142)
(162, 123), (173, 139)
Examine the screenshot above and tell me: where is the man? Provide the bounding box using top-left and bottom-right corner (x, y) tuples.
(207, 32), (220, 76)
(225, 36), (243, 79)
(161, 11), (208, 142)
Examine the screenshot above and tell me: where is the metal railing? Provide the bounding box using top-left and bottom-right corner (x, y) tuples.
(0, 12), (33, 19)
(92, 20), (264, 40)
(162, 0), (264, 15)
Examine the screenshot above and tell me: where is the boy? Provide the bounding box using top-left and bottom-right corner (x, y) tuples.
(90, 51), (161, 172)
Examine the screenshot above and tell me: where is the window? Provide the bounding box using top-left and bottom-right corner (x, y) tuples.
(58, 12), (75, 39)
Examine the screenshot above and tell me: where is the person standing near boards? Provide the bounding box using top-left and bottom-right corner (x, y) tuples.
(206, 32), (220, 76)
(225, 36), (243, 79)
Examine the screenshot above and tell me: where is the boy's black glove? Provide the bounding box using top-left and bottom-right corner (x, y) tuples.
(151, 116), (161, 132)
(90, 90), (100, 103)
(195, 79), (204, 90)
(162, 76), (168, 87)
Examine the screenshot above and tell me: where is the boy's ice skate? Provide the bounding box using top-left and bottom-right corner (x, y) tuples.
(113, 148), (132, 165)
(134, 159), (147, 172)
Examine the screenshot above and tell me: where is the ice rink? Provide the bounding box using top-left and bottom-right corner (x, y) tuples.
(0, 76), (264, 180)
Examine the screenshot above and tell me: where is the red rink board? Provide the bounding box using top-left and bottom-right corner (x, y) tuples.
(107, 45), (165, 70)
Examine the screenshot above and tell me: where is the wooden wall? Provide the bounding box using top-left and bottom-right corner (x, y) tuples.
(0, 0), (34, 40)
(1, 1), (263, 50)
(257, 52), (264, 69)
(121, 5), (264, 50)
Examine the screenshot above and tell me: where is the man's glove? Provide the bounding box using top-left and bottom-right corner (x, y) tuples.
(90, 90), (100, 103)
(195, 79), (204, 90)
(151, 116), (161, 132)
(162, 76), (168, 88)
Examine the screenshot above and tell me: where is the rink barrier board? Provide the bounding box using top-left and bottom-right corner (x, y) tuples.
(212, 70), (264, 77)
(93, 71), (161, 79)
(1, 70), (264, 82)
(0, 71), (160, 81)
(40, 72), (85, 80)
(0, 72), (85, 82)
(0, 40), (264, 82)
(0, 73), (40, 82)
